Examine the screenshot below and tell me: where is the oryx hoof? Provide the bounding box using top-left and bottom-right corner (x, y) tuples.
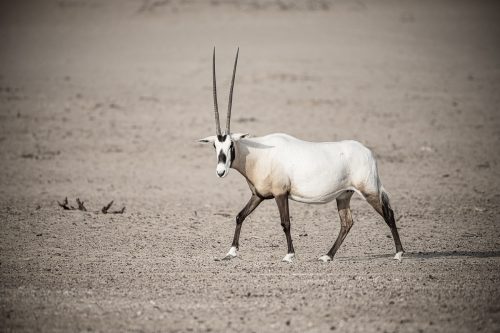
(318, 255), (332, 262)
(222, 247), (238, 260)
(282, 253), (295, 263)
(393, 251), (403, 262)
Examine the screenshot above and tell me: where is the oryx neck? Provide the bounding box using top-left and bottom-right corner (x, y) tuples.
(230, 139), (250, 177)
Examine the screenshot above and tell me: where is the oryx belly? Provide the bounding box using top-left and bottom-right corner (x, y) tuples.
(285, 143), (354, 204)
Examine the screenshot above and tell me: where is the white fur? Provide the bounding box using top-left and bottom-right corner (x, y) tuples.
(231, 134), (381, 204)
(216, 163), (227, 178)
(282, 253), (295, 263)
(318, 255), (332, 262)
(223, 246), (238, 260)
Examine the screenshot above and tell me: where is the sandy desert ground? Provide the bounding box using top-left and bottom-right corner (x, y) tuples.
(1, 0), (500, 332)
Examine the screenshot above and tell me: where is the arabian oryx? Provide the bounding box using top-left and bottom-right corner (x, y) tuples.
(199, 48), (404, 263)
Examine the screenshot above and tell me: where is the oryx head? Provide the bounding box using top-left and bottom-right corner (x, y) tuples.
(198, 48), (248, 178)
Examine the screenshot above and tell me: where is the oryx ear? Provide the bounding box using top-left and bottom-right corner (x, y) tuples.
(197, 135), (217, 144)
(231, 133), (249, 141)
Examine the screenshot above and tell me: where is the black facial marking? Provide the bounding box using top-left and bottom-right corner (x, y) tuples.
(218, 151), (227, 164)
(230, 142), (236, 163)
(217, 134), (227, 142)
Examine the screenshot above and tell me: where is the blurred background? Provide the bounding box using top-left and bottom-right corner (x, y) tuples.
(1, 0), (499, 208)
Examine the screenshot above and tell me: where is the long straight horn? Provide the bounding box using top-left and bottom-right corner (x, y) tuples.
(212, 47), (222, 136)
(226, 47), (239, 135)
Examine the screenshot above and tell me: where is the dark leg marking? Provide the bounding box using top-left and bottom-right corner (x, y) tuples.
(275, 194), (295, 255)
(381, 192), (404, 253)
(326, 191), (354, 259)
(365, 191), (404, 254)
(231, 194), (263, 249)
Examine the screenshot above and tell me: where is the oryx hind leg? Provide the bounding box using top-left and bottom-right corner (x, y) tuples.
(363, 190), (404, 261)
(319, 190), (354, 262)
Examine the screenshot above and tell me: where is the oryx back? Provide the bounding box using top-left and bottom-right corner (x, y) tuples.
(236, 134), (381, 204)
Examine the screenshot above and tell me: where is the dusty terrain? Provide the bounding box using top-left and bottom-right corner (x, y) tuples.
(1, 0), (500, 332)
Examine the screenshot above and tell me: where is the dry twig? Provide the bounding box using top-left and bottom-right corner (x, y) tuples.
(76, 198), (87, 211)
(57, 197), (73, 210)
(58, 197), (88, 211)
(101, 200), (126, 214)
(101, 200), (114, 214)
(57, 197), (125, 214)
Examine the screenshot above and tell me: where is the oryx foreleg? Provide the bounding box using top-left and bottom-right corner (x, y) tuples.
(223, 194), (262, 260)
(275, 194), (295, 263)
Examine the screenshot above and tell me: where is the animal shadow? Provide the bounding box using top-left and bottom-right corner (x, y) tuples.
(362, 250), (500, 260)
(337, 250), (500, 261)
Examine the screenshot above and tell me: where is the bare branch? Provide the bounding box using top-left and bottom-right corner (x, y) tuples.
(58, 197), (74, 210)
(76, 198), (87, 211)
(111, 206), (126, 214)
(101, 201), (114, 214)
(57, 197), (125, 215)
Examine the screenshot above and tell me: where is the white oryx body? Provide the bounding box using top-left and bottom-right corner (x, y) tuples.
(232, 134), (380, 204)
(199, 48), (404, 263)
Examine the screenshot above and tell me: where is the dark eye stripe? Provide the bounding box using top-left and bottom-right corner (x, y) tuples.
(218, 151), (227, 164)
